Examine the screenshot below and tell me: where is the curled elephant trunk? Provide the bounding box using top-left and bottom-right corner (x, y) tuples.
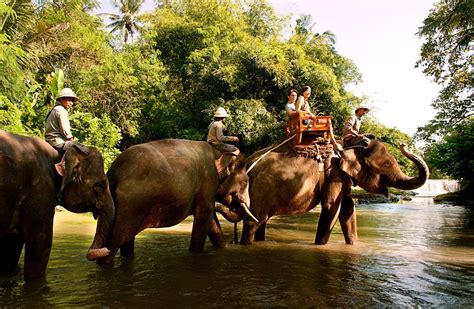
(215, 202), (259, 223)
(390, 144), (429, 190)
(86, 186), (115, 261)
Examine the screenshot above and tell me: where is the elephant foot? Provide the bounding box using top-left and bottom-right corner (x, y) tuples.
(86, 247), (110, 261)
(314, 235), (329, 245)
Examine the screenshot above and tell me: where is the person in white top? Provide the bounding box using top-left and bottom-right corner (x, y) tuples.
(285, 89), (298, 119)
(45, 88), (77, 154)
(207, 107), (240, 155)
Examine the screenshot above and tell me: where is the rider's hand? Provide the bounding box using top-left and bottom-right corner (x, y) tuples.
(233, 136), (239, 142)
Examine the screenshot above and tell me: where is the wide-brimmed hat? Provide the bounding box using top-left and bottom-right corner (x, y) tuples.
(214, 107), (228, 118)
(57, 88), (78, 100)
(355, 104), (370, 112)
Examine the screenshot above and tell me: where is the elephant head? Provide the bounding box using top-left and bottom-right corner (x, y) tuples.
(54, 143), (115, 260)
(340, 140), (429, 195)
(214, 153), (252, 218)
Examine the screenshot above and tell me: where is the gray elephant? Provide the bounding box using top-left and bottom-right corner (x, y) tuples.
(0, 130), (114, 278)
(91, 139), (251, 264)
(217, 139), (428, 245)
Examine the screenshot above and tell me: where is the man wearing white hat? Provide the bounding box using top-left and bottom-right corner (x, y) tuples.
(207, 107), (240, 154)
(45, 87), (77, 153)
(342, 104), (372, 148)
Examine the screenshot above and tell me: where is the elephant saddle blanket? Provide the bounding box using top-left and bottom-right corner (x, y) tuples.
(292, 137), (334, 162)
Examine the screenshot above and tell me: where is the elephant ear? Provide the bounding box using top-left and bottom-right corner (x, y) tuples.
(55, 160), (65, 177)
(73, 143), (90, 155)
(54, 143), (89, 177)
(215, 153), (237, 180)
(340, 149), (362, 179)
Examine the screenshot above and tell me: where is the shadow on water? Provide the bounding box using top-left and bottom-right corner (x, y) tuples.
(1, 199), (473, 307)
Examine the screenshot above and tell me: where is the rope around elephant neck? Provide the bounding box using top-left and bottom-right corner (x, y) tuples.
(247, 135), (296, 173)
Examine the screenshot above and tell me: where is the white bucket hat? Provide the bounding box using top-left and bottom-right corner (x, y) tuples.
(355, 104), (370, 113)
(57, 88), (78, 100)
(214, 107), (228, 118)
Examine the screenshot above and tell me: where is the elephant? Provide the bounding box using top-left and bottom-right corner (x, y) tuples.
(216, 139), (428, 245)
(0, 130), (114, 278)
(91, 139), (251, 264)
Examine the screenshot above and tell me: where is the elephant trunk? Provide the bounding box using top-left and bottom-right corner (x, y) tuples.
(86, 186), (115, 261)
(215, 202), (244, 223)
(390, 144), (429, 190)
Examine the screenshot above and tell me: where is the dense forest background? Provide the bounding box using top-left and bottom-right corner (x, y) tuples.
(0, 0), (472, 200)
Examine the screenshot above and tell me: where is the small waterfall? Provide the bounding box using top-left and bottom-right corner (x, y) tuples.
(412, 179), (460, 197)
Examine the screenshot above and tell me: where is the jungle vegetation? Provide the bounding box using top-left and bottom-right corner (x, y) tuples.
(416, 0), (473, 203)
(0, 0), (470, 197)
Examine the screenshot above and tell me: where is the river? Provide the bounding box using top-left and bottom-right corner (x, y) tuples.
(0, 197), (473, 307)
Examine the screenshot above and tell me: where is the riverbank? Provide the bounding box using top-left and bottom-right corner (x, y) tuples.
(352, 188), (415, 204)
(433, 190), (474, 208)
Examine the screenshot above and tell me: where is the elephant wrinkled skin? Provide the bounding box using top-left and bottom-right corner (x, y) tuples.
(94, 139), (250, 264)
(0, 130), (114, 278)
(217, 139), (428, 245)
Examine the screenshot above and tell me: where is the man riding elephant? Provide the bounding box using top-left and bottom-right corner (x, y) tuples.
(45, 87), (78, 154)
(343, 104), (374, 148)
(207, 107), (240, 155)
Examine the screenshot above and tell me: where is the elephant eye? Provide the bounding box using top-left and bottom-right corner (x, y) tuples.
(383, 161), (392, 168)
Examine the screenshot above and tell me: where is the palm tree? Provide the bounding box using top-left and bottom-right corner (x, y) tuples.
(101, 0), (144, 44)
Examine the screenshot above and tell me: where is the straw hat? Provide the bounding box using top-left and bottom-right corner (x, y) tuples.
(214, 107), (229, 118)
(355, 104), (370, 113)
(57, 88), (78, 100)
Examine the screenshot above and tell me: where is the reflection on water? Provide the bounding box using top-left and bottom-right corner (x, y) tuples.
(1, 198), (473, 307)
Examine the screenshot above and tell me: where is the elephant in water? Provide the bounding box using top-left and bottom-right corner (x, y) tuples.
(0, 130), (114, 278)
(216, 139), (428, 245)
(92, 139), (251, 264)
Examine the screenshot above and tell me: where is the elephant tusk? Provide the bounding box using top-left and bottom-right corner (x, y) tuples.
(240, 202), (259, 223)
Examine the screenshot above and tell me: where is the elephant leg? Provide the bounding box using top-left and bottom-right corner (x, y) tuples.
(208, 214), (226, 248)
(190, 195), (214, 252)
(339, 195), (358, 244)
(315, 181), (343, 245)
(232, 223), (239, 244)
(241, 217), (267, 245)
(120, 237), (135, 257)
(0, 232), (24, 273)
(23, 219), (54, 279)
(255, 222), (267, 241)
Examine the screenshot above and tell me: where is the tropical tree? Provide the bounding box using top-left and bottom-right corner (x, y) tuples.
(416, 0), (473, 204)
(101, 0), (145, 44)
(415, 0), (473, 142)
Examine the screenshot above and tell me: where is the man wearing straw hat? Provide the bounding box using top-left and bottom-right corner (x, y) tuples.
(342, 104), (373, 148)
(45, 87), (78, 154)
(207, 107), (240, 155)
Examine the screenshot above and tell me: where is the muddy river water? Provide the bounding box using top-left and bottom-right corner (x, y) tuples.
(1, 198), (473, 307)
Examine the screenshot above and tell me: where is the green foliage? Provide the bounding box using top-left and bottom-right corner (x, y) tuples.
(70, 111), (122, 170)
(101, 0), (145, 44)
(205, 99), (283, 153)
(0, 96), (27, 135)
(424, 118), (474, 192)
(75, 44), (170, 146)
(416, 0), (473, 142)
(48, 68), (65, 100)
(361, 118), (419, 176)
(0, 33), (28, 101)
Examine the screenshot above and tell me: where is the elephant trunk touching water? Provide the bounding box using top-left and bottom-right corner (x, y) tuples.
(91, 139), (251, 264)
(0, 130), (114, 278)
(216, 139), (429, 246)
